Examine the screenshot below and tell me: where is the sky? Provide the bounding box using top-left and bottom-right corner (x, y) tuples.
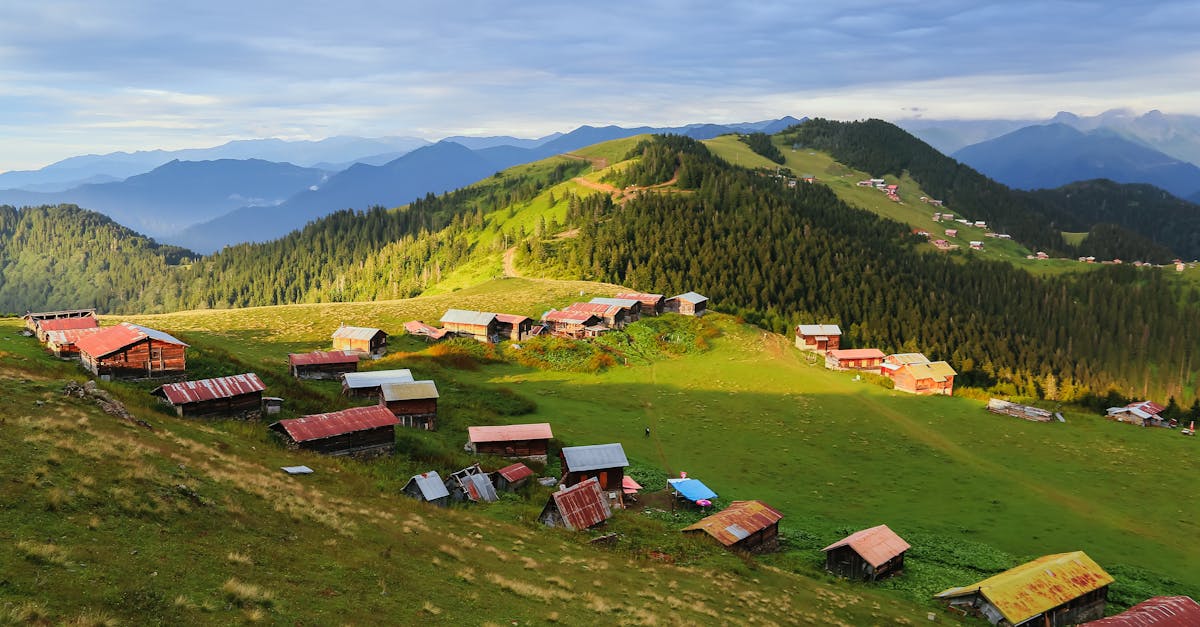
(2, 0), (1199, 171)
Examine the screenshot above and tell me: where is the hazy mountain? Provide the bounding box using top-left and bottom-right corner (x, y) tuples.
(440, 133), (563, 150)
(895, 118), (1034, 154)
(952, 123), (1200, 199)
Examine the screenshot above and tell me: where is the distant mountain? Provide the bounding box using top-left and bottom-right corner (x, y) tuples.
(440, 133), (563, 150)
(895, 118), (1034, 154)
(953, 123), (1200, 199)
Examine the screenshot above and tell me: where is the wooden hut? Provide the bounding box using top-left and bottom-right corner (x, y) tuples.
(795, 324), (842, 353)
(152, 373), (266, 419)
(1085, 596), (1200, 626)
(341, 369), (413, 398)
(288, 350), (360, 380)
(615, 292), (665, 316)
(379, 380), (439, 430)
(446, 463), (498, 503)
(23, 308), (96, 332)
(889, 360), (956, 395)
(665, 292), (708, 316)
(560, 443), (629, 509)
(682, 500), (783, 553)
(44, 327), (102, 359)
(822, 524), (910, 581)
(539, 477), (613, 530)
(439, 309), (497, 342)
(541, 310), (602, 339)
(402, 471), (450, 507)
(35, 315), (98, 343)
(493, 313), (533, 341)
(825, 348), (885, 373)
(331, 325), (388, 356)
(466, 422), (553, 462)
(269, 405), (399, 458)
(494, 463), (534, 491)
(75, 322), (188, 380)
(935, 551), (1112, 626)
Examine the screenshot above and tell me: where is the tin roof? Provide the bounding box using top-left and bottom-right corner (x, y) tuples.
(468, 423), (554, 443)
(934, 551), (1114, 625)
(669, 292), (708, 304)
(37, 316), (98, 332)
(682, 500), (784, 546)
(822, 524), (911, 568)
(542, 310), (597, 324)
(564, 302), (615, 315)
(828, 348), (885, 360)
(548, 477), (612, 530)
(342, 369), (414, 389)
(614, 292), (663, 304)
(902, 360), (957, 382)
(884, 352), (930, 365)
(561, 443), (629, 472)
(440, 309), (496, 326)
(796, 324), (842, 336)
(621, 476), (643, 494)
(1127, 400), (1166, 416)
(405, 471), (450, 501)
(288, 350), (360, 366)
(589, 297), (641, 309)
(380, 380), (440, 401)
(330, 326), (386, 341)
(75, 322), (187, 358)
(493, 313), (530, 324)
(403, 320), (449, 339)
(1085, 596), (1200, 626)
(462, 473), (499, 502)
(44, 327), (102, 346)
(272, 405), (398, 443)
(668, 478), (718, 502)
(498, 463), (533, 482)
(153, 373), (265, 405)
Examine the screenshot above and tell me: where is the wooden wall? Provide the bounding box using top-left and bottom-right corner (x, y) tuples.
(85, 338), (186, 379)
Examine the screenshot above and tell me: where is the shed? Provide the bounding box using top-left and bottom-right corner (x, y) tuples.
(446, 463), (499, 503)
(75, 322), (188, 380)
(402, 471), (450, 507)
(665, 292), (708, 316)
(615, 292), (665, 316)
(439, 309), (498, 342)
(822, 524), (910, 581)
(269, 405), (399, 458)
(379, 380), (439, 430)
(331, 325), (388, 356)
(35, 315), (98, 342)
(341, 369), (414, 398)
(825, 348), (885, 373)
(560, 443), (629, 508)
(935, 551), (1113, 626)
(890, 361), (956, 395)
(538, 477), (613, 530)
(466, 422), (554, 462)
(288, 350), (360, 380)
(682, 500), (783, 553)
(1084, 595), (1200, 626)
(494, 463), (534, 491)
(668, 477), (718, 505)
(493, 313), (533, 341)
(43, 327), (102, 359)
(1107, 401), (1167, 427)
(23, 308), (96, 332)
(795, 324), (842, 353)
(151, 373), (266, 419)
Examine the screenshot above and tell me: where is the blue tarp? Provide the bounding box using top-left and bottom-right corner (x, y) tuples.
(669, 478), (717, 502)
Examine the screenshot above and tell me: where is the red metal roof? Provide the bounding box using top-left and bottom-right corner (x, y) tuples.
(44, 327), (102, 345)
(1085, 596), (1200, 626)
(274, 405), (398, 443)
(493, 313), (530, 324)
(682, 500), (783, 546)
(543, 310), (597, 324)
(74, 323), (157, 358)
(37, 316), (98, 332)
(468, 423), (553, 443)
(614, 292), (663, 306)
(564, 302), (615, 315)
(828, 348), (885, 360)
(154, 373), (265, 405)
(549, 477), (612, 531)
(622, 476), (643, 494)
(1127, 400), (1167, 416)
(403, 320), (449, 339)
(497, 463), (534, 482)
(288, 350), (360, 366)
(822, 524), (911, 568)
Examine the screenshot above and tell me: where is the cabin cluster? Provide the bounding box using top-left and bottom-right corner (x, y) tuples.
(857, 178), (901, 202)
(795, 324), (957, 395)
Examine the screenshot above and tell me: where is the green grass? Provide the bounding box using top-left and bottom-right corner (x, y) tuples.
(1062, 231), (1089, 246)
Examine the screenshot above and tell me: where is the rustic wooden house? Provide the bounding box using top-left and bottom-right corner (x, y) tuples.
(560, 443), (629, 509)
(615, 292), (665, 316)
(446, 463), (498, 503)
(403, 320), (449, 342)
(564, 302), (629, 328)
(35, 314), (98, 343)
(341, 369), (414, 398)
(23, 308), (96, 332)
(822, 524), (911, 581)
(541, 310), (602, 339)
(151, 373), (266, 419)
(43, 327), (102, 359)
(402, 471), (450, 507)
(493, 313), (533, 341)
(795, 324), (842, 353)
(288, 350), (360, 380)
(881, 352), (929, 369)
(466, 422), (553, 462)
(494, 463), (534, 491)
(538, 477), (613, 530)
(439, 309), (498, 342)
(825, 348), (885, 373)
(1106, 401), (1168, 427)
(379, 380), (439, 430)
(589, 297), (642, 323)
(682, 500), (784, 553)
(935, 551), (1113, 626)
(75, 322), (188, 380)
(330, 325), (388, 356)
(269, 405), (399, 458)
(887, 359), (957, 395)
(665, 292), (708, 316)
(1085, 595), (1200, 626)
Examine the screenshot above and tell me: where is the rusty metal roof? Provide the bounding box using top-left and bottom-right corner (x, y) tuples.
(153, 373), (265, 405)
(682, 501), (783, 546)
(331, 325), (386, 341)
(1127, 400), (1167, 416)
(272, 405), (398, 443)
(75, 322), (187, 358)
(459, 473), (498, 502)
(403, 320), (449, 339)
(1085, 596), (1200, 626)
(440, 309), (496, 326)
(822, 524), (911, 568)
(405, 471), (450, 501)
(380, 380), (439, 401)
(468, 423), (553, 443)
(565, 302), (616, 315)
(561, 443), (629, 472)
(497, 463), (533, 482)
(796, 324), (842, 336)
(669, 291), (708, 304)
(542, 310), (598, 324)
(493, 313), (530, 324)
(548, 477), (612, 530)
(342, 369), (414, 389)
(288, 350), (360, 366)
(37, 316), (98, 332)
(828, 348), (885, 360)
(935, 551), (1114, 625)
(44, 327), (102, 346)
(614, 292), (663, 305)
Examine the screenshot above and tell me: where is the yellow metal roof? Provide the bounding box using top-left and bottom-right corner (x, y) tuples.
(906, 360), (957, 382)
(935, 551), (1114, 625)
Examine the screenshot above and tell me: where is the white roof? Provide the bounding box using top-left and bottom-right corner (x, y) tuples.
(589, 297), (641, 308)
(440, 309), (496, 326)
(797, 324), (841, 336)
(670, 292), (708, 304)
(342, 369), (414, 389)
(331, 326), (385, 341)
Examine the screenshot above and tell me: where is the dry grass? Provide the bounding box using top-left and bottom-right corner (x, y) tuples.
(226, 551), (253, 566)
(61, 610), (121, 626)
(222, 578), (274, 608)
(17, 540), (70, 566)
(7, 601), (52, 624)
(485, 573), (574, 603)
(421, 601), (443, 616)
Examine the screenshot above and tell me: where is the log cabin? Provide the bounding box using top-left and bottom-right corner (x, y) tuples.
(564, 302), (630, 328)
(466, 422), (554, 463)
(541, 310), (603, 339)
(614, 292), (665, 316)
(378, 380), (439, 430)
(493, 313), (533, 341)
(560, 443), (629, 509)
(341, 369), (414, 398)
(795, 324), (842, 353)
(889, 360), (957, 395)
(824, 348), (885, 373)
(75, 322), (188, 380)
(288, 350), (360, 380)
(269, 405), (399, 458)
(152, 373), (266, 419)
(665, 292), (708, 316)
(44, 327), (102, 359)
(822, 524), (910, 581)
(538, 477), (613, 530)
(439, 309), (498, 342)
(682, 500), (784, 553)
(35, 315), (98, 343)
(330, 325), (388, 356)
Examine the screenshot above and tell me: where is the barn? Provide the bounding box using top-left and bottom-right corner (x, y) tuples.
(795, 324), (842, 353)
(341, 369), (414, 398)
(681, 500), (784, 553)
(466, 422), (554, 462)
(889, 360), (957, 395)
(269, 405), (399, 458)
(331, 325), (388, 356)
(35, 315), (98, 343)
(379, 380), (439, 430)
(541, 310), (602, 338)
(402, 471), (450, 507)
(23, 308), (96, 332)
(539, 477), (613, 530)
(665, 292), (708, 316)
(1085, 595), (1200, 626)
(825, 348), (885, 373)
(152, 373), (266, 419)
(75, 322), (188, 380)
(288, 350), (360, 380)
(493, 313), (533, 341)
(615, 292), (665, 316)
(440, 309), (498, 342)
(494, 463), (534, 491)
(44, 327), (102, 359)
(822, 524), (911, 581)
(935, 551), (1113, 626)
(560, 443), (629, 509)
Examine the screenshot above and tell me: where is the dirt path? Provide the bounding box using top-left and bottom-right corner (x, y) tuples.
(502, 246), (520, 278)
(562, 152), (609, 170)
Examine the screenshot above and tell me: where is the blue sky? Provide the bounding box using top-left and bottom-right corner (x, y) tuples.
(2, 0), (1198, 171)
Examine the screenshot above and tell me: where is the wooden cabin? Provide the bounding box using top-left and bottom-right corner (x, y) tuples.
(560, 443), (629, 509)
(466, 422), (553, 463)
(1085, 596), (1200, 626)
(665, 292), (708, 317)
(75, 322), (188, 380)
(935, 551), (1112, 626)
(889, 360), (956, 395)
(539, 477), (613, 530)
(615, 292), (665, 316)
(35, 315), (98, 343)
(288, 350), (359, 380)
(1106, 401), (1168, 427)
(44, 327), (102, 359)
(825, 348), (885, 373)
(682, 500), (783, 553)
(494, 463), (534, 491)
(341, 369), (414, 398)
(379, 380), (439, 430)
(23, 308), (96, 332)
(270, 405), (399, 458)
(446, 463), (498, 503)
(822, 524), (910, 581)
(564, 302), (630, 328)
(330, 325), (388, 356)
(152, 373), (266, 419)
(795, 324), (842, 353)
(589, 297), (642, 324)
(402, 471), (450, 507)
(541, 310), (602, 339)
(493, 313), (533, 341)
(439, 309), (498, 342)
